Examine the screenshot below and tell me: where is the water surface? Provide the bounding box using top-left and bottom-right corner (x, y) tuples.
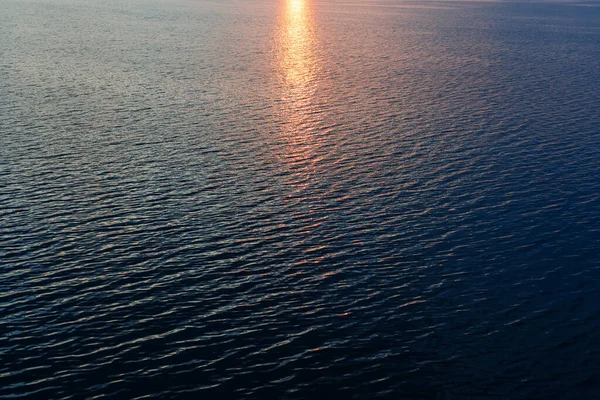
(1, 0), (600, 398)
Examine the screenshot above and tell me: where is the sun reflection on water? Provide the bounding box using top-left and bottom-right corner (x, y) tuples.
(275, 0), (322, 172)
(280, 0), (317, 88)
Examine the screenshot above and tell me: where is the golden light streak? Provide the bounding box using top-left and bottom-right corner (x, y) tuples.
(274, 0), (323, 174)
(279, 0), (318, 90)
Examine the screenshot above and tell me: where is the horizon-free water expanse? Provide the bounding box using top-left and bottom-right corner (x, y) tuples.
(1, 0), (600, 398)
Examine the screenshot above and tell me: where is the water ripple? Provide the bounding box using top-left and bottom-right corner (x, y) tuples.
(2, 0), (600, 398)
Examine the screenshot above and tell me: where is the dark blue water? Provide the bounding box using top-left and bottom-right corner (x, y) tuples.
(1, 0), (600, 398)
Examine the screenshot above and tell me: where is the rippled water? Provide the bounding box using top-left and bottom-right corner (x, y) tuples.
(2, 0), (600, 398)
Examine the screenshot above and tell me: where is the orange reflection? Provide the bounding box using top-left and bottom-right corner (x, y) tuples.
(276, 0), (322, 101)
(281, 0), (316, 87)
(275, 0), (322, 171)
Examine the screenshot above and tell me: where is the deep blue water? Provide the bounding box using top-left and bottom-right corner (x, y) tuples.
(1, 0), (600, 398)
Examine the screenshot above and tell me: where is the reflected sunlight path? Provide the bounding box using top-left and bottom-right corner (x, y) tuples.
(274, 0), (324, 171)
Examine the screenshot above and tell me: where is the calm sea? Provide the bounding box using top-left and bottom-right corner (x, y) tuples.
(1, 0), (600, 398)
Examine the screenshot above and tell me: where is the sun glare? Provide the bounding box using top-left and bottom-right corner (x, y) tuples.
(274, 0), (322, 170)
(280, 0), (316, 87)
(289, 0), (305, 14)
